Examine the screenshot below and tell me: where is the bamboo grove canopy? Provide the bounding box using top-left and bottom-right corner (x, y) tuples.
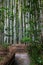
(0, 0), (43, 44)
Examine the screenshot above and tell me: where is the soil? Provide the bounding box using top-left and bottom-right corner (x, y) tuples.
(0, 45), (16, 65)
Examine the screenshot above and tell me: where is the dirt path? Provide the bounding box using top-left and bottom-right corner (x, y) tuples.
(15, 53), (30, 65)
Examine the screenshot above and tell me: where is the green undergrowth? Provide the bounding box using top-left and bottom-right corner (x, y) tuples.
(27, 44), (43, 65)
(30, 57), (36, 65)
(0, 43), (9, 49)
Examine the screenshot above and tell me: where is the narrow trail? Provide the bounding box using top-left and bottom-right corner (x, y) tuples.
(7, 44), (30, 65)
(15, 53), (30, 65)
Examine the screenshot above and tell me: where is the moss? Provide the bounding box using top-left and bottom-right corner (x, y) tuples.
(0, 57), (3, 61)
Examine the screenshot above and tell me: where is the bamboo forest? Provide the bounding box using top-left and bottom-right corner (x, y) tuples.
(0, 0), (43, 65)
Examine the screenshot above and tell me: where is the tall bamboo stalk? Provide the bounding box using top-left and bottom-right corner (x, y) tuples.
(8, 0), (10, 43)
(16, 0), (19, 44)
(2, 0), (4, 44)
(12, 0), (14, 44)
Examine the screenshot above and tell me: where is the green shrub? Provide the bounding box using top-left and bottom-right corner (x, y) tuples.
(1, 43), (9, 49)
(21, 37), (31, 43)
(27, 44), (43, 65)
